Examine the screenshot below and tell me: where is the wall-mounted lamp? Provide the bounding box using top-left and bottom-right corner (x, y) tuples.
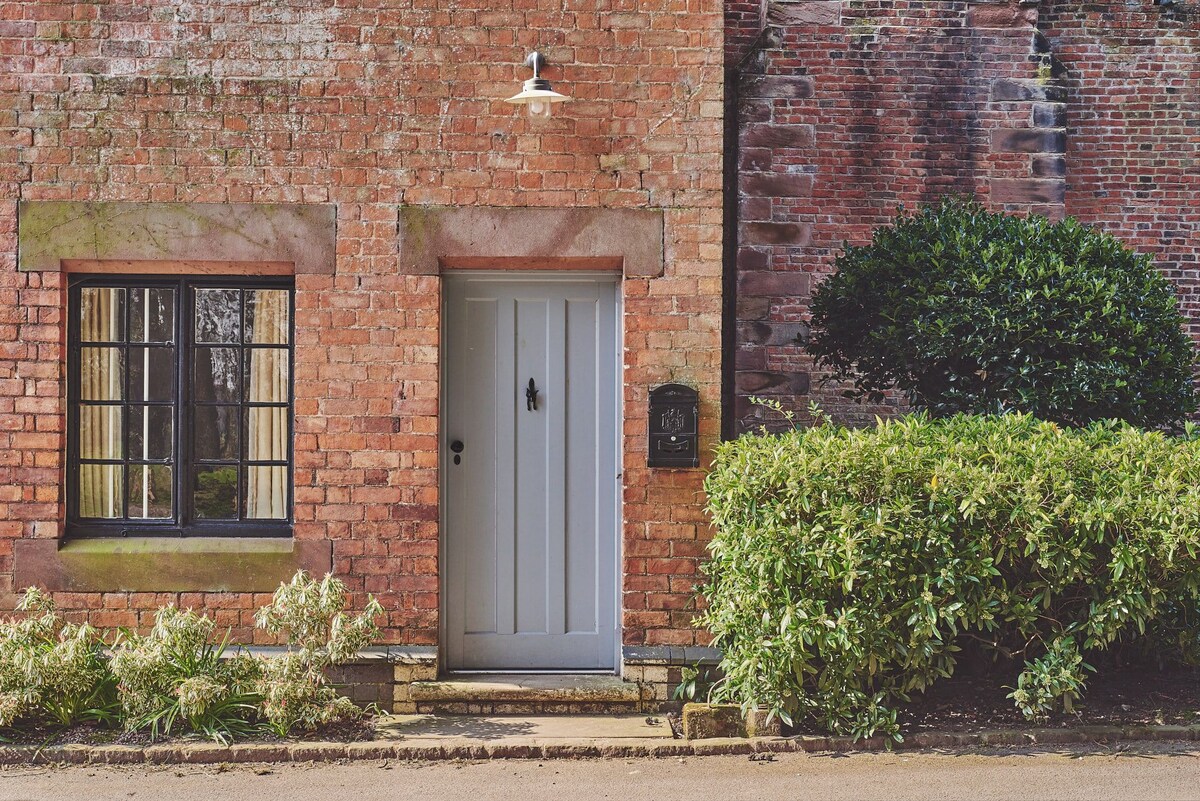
(505, 52), (569, 118)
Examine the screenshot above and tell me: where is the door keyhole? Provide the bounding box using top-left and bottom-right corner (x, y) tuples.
(450, 439), (464, 465)
(526, 378), (538, 411)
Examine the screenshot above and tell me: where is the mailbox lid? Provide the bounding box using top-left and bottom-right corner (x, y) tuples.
(649, 383), (699, 436)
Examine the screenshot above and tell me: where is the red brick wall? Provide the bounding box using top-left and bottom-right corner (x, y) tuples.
(0, 0), (724, 650)
(1041, 1), (1200, 347)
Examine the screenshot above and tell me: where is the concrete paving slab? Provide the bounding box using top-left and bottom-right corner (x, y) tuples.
(376, 714), (672, 741)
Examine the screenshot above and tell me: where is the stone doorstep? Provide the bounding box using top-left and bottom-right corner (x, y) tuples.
(409, 674), (644, 706)
(3, 724), (1200, 765)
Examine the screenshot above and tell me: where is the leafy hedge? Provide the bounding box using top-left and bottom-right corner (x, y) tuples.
(699, 413), (1200, 741)
(807, 198), (1196, 428)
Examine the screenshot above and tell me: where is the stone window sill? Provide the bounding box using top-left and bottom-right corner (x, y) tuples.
(12, 537), (332, 593)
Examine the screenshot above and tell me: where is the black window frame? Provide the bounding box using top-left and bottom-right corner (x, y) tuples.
(66, 274), (295, 539)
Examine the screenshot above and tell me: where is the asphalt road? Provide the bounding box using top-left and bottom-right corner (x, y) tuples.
(2, 745), (1200, 801)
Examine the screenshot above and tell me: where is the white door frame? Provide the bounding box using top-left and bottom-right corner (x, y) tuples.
(438, 270), (623, 674)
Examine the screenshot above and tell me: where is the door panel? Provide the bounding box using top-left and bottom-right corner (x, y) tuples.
(444, 274), (619, 670)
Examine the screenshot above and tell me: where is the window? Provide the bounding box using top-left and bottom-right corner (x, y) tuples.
(67, 276), (294, 538)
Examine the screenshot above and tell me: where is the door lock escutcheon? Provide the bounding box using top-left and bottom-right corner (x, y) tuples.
(450, 439), (464, 465)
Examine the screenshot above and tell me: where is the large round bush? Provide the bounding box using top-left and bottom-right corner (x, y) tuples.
(808, 198), (1196, 427)
(699, 414), (1200, 741)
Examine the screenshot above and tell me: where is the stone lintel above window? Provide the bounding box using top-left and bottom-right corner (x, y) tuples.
(17, 201), (336, 275)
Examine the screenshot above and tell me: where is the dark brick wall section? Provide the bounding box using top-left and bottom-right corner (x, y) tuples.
(729, 0), (1066, 431)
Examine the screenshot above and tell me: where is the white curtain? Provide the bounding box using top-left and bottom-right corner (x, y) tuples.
(245, 290), (288, 519)
(79, 288), (123, 518)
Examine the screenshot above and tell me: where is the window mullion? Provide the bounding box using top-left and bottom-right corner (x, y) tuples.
(178, 278), (189, 532)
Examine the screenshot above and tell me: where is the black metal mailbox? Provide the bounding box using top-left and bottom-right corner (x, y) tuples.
(648, 383), (699, 468)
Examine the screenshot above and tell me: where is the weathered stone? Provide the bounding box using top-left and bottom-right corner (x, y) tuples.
(741, 75), (816, 99)
(178, 744), (234, 764)
(736, 294), (771, 320)
(737, 323), (809, 348)
(966, 1), (1037, 28)
(991, 79), (1068, 103)
(741, 123), (816, 149)
(768, 1), (841, 27)
(681, 703), (747, 739)
(740, 173), (813, 198)
(745, 709), (783, 738)
(1032, 155), (1066, 178)
(990, 128), (1066, 154)
(1032, 102), (1066, 128)
(736, 247), (770, 271)
(738, 270), (809, 296)
(991, 178), (1066, 204)
(742, 222), (811, 246)
(228, 744), (291, 763)
(17, 201), (336, 274)
(739, 148), (773, 171)
(397, 206), (665, 277)
(289, 743), (348, 762)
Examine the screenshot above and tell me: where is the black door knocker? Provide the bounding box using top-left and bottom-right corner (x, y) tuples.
(525, 378), (538, 411)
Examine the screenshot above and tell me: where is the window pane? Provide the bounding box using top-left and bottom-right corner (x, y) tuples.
(194, 465), (238, 519)
(128, 406), (172, 461)
(245, 348), (288, 403)
(194, 347), (240, 403)
(194, 289), (241, 344)
(194, 405), (239, 461)
(79, 464), (123, 518)
(129, 347), (175, 402)
(79, 287), (125, 343)
(128, 464), (172, 519)
(130, 288), (174, 344)
(245, 289), (289, 345)
(245, 466), (287, 519)
(245, 407), (287, 461)
(79, 406), (123, 460)
(80, 347), (124, 401)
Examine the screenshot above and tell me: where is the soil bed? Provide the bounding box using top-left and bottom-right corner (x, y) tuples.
(1, 718), (375, 748)
(895, 664), (1200, 735)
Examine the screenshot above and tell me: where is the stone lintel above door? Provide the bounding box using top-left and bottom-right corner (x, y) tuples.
(398, 206), (665, 277)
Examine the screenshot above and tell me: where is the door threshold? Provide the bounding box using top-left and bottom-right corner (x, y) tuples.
(445, 669), (617, 676)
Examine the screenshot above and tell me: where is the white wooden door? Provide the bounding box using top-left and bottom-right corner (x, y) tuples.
(443, 273), (619, 670)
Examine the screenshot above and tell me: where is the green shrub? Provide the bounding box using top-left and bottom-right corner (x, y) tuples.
(109, 606), (262, 743)
(253, 570), (383, 736)
(0, 588), (117, 728)
(808, 198), (1196, 428)
(699, 413), (1200, 741)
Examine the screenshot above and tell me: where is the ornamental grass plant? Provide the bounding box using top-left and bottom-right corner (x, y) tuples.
(0, 588), (117, 729)
(0, 571), (381, 743)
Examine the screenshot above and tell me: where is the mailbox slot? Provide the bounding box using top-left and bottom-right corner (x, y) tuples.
(648, 383), (699, 468)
